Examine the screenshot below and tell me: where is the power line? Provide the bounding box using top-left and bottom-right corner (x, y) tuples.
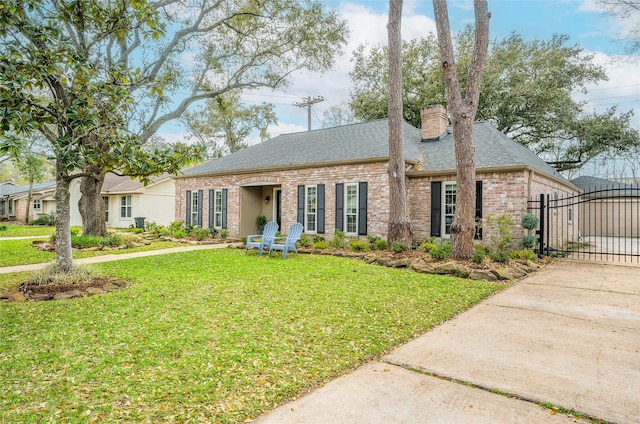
(293, 96), (325, 131)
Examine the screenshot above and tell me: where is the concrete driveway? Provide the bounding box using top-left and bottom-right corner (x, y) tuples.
(257, 261), (640, 424)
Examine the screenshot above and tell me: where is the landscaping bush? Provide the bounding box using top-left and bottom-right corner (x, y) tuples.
(70, 234), (123, 249)
(312, 240), (329, 250)
(299, 234), (313, 247)
(429, 240), (452, 260)
(520, 214), (539, 231)
(391, 241), (408, 253)
(145, 221), (164, 235)
(374, 238), (388, 250)
(29, 212), (55, 226)
(329, 230), (348, 249)
(509, 249), (538, 261)
(349, 240), (369, 252)
(471, 245), (487, 264)
(521, 234), (536, 249)
(220, 229), (229, 240)
(0, 225), (7, 231)
(189, 228), (210, 241)
(418, 239), (438, 254)
(70, 227), (80, 236)
(313, 235), (325, 243)
(489, 251), (510, 264)
(168, 221), (185, 236)
(485, 214), (513, 253)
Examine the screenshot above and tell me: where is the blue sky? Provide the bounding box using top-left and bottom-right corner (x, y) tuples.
(159, 0), (640, 175)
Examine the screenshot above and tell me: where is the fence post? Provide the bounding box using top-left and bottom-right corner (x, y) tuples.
(538, 193), (545, 256)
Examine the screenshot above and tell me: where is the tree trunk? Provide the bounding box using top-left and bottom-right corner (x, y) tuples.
(387, 0), (413, 246)
(25, 180), (33, 224)
(79, 166), (108, 236)
(54, 161), (73, 272)
(433, 0), (489, 259)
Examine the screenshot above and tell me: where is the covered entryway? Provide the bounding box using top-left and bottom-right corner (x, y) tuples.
(239, 183), (282, 236)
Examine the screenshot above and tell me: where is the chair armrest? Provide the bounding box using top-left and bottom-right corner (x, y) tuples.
(246, 234), (262, 243)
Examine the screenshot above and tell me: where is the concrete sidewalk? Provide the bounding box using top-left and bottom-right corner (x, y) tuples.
(0, 243), (240, 274)
(256, 261), (640, 424)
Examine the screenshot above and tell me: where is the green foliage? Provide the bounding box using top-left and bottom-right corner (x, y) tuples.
(521, 235), (537, 249)
(349, 240), (369, 252)
(429, 240), (452, 260)
(520, 214), (540, 231)
(29, 212), (55, 226)
(313, 235), (326, 243)
(0, 225), (7, 231)
(489, 251), (511, 264)
(145, 221), (164, 235)
(509, 249), (538, 261)
(22, 264), (97, 287)
(173, 229), (186, 238)
(485, 214), (513, 253)
(255, 215), (267, 228)
(167, 221), (185, 236)
(391, 241), (409, 253)
(374, 238), (388, 251)
(418, 239), (438, 253)
(188, 227), (210, 241)
(349, 28), (640, 172)
(312, 240), (330, 250)
(0, 249), (502, 423)
(219, 229), (229, 240)
(299, 234), (312, 248)
(70, 234), (123, 249)
(471, 245), (489, 264)
(329, 230), (347, 249)
(70, 227), (80, 237)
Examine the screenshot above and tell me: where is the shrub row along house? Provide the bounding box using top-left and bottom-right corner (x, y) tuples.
(174, 105), (579, 243)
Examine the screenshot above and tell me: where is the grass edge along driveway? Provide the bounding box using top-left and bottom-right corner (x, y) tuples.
(0, 248), (506, 423)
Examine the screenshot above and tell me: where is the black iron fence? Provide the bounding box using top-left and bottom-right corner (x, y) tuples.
(527, 186), (640, 263)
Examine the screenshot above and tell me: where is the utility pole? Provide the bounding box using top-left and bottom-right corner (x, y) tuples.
(293, 96), (324, 131)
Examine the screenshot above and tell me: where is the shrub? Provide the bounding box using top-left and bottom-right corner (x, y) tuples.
(313, 240), (329, 250)
(168, 221), (185, 236)
(0, 225), (7, 231)
(208, 227), (219, 237)
(70, 227), (81, 236)
(429, 240), (452, 260)
(145, 221), (164, 235)
(374, 238), (388, 250)
(521, 235), (536, 249)
(418, 239), (438, 254)
(391, 241), (408, 253)
(299, 234), (312, 247)
(189, 228), (210, 241)
(24, 264), (96, 287)
(520, 214), (539, 231)
(485, 214), (513, 253)
(220, 229), (229, 240)
(313, 235), (325, 243)
(70, 234), (123, 249)
(471, 245), (486, 264)
(349, 240), (369, 252)
(489, 251), (510, 264)
(173, 229), (186, 238)
(329, 230), (347, 249)
(29, 212), (55, 226)
(509, 249), (538, 261)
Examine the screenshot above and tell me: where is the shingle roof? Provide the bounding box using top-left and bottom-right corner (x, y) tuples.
(0, 181), (56, 197)
(101, 173), (171, 194)
(570, 176), (639, 193)
(180, 118), (570, 185)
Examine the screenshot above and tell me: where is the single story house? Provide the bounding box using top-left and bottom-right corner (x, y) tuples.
(0, 180), (56, 222)
(570, 175), (640, 238)
(174, 105), (579, 244)
(69, 173), (177, 228)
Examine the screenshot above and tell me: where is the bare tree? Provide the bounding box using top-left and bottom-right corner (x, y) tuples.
(387, 0), (413, 246)
(433, 0), (490, 259)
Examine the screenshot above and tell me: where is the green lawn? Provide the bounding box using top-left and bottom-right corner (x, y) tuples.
(0, 249), (505, 423)
(0, 239), (185, 267)
(0, 224), (54, 237)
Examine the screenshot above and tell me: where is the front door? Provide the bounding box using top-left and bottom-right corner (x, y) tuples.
(274, 189), (282, 229)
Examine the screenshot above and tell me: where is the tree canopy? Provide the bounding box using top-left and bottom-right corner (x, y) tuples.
(349, 27), (640, 172)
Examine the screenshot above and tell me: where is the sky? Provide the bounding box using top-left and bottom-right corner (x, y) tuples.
(157, 0), (640, 174)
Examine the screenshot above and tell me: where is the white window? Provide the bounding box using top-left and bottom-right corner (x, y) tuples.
(345, 183), (358, 234)
(103, 196), (109, 222)
(443, 182), (457, 236)
(214, 190), (223, 228)
(33, 198), (41, 210)
(191, 192), (199, 227)
(120, 195), (132, 218)
(305, 185), (317, 233)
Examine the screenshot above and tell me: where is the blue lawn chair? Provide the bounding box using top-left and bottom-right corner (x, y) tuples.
(245, 221), (278, 256)
(268, 222), (304, 259)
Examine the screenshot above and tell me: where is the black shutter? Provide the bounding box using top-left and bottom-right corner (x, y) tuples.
(197, 190), (203, 227)
(208, 190), (214, 228)
(335, 183), (344, 231)
(475, 181), (483, 240)
(297, 185), (305, 225)
(221, 189), (228, 228)
(431, 182), (441, 237)
(317, 184), (325, 234)
(358, 182), (368, 235)
(185, 190), (192, 226)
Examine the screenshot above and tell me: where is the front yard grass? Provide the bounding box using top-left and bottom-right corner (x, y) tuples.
(0, 248), (505, 423)
(0, 239), (185, 267)
(0, 224), (54, 237)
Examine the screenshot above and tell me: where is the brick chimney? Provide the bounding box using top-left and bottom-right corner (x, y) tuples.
(420, 105), (448, 141)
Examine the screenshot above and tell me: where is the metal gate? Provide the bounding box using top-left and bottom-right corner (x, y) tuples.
(527, 186), (640, 263)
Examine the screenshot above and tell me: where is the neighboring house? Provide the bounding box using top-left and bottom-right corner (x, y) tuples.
(70, 173), (176, 228)
(174, 105), (579, 243)
(570, 175), (640, 238)
(0, 180), (56, 222)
